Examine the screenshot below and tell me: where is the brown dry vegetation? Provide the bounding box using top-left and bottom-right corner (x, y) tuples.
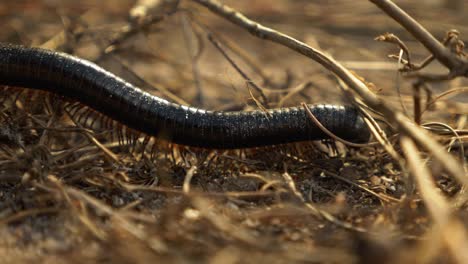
(0, 0), (467, 263)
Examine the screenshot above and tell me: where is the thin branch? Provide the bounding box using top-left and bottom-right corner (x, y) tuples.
(102, 0), (180, 56)
(369, 0), (466, 70)
(375, 33), (413, 68)
(207, 33), (269, 107)
(423, 87), (468, 115)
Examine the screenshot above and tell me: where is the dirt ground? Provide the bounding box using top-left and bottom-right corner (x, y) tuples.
(0, 0), (467, 263)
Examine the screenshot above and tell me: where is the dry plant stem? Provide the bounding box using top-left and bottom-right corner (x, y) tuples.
(214, 34), (285, 89)
(206, 33), (269, 107)
(110, 56), (190, 106)
(278, 81), (312, 107)
(369, 0), (468, 75)
(323, 169), (400, 203)
(394, 50), (410, 118)
(420, 83), (433, 111)
(38, 114), (57, 146)
(191, 197), (263, 248)
(192, 0), (466, 185)
(422, 87), (468, 115)
(301, 102), (371, 148)
(94, 0), (180, 62)
(189, 17), (285, 90)
(71, 1), (188, 107)
(0, 207), (59, 226)
(40, 12), (88, 52)
(400, 136), (468, 263)
(413, 82), (422, 125)
(64, 185), (168, 252)
(182, 165), (197, 193)
(423, 122), (466, 169)
(281, 170), (367, 233)
(375, 33), (412, 67)
(181, 14), (204, 106)
(104, 16), (163, 55)
(42, 178), (107, 239)
(360, 113), (403, 164)
(122, 182), (278, 198)
(65, 110), (120, 164)
(389, 54), (435, 72)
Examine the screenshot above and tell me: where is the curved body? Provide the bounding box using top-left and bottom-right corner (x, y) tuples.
(0, 44), (369, 149)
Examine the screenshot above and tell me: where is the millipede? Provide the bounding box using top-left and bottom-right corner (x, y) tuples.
(0, 43), (370, 149)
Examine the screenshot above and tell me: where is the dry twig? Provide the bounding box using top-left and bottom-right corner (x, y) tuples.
(401, 136), (468, 263)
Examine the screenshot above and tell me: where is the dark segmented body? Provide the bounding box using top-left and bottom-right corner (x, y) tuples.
(0, 44), (369, 149)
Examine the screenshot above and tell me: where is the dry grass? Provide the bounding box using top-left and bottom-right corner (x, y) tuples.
(0, 0), (467, 263)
